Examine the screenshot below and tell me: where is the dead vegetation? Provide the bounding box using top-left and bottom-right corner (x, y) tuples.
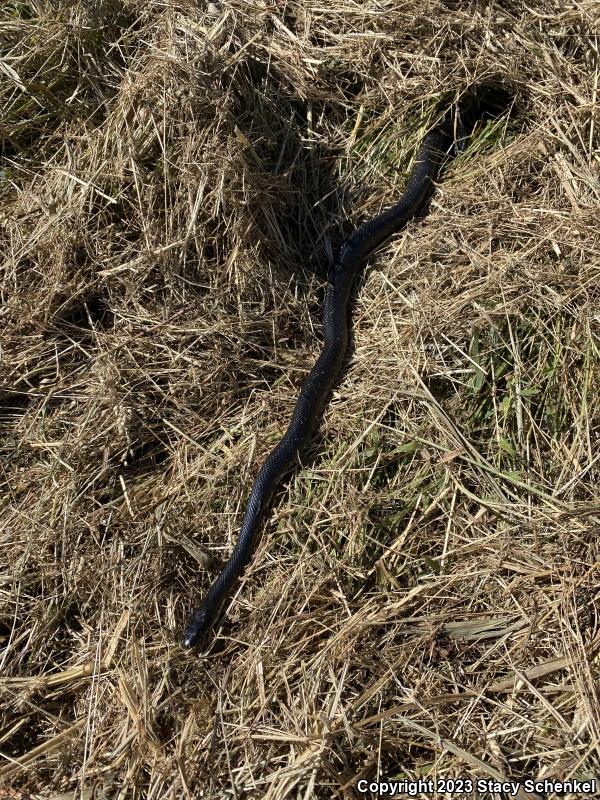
(1, 0), (600, 797)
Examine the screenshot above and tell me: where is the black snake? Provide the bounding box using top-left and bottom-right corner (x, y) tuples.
(182, 91), (509, 648)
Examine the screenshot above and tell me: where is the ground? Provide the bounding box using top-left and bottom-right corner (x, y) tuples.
(1, 1), (599, 798)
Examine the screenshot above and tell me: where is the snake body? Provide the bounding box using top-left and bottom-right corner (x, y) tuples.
(181, 113), (459, 648)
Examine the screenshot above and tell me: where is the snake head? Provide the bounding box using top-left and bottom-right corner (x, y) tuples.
(181, 606), (213, 649)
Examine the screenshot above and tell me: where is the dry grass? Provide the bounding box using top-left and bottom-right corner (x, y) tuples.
(1, 0), (600, 797)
